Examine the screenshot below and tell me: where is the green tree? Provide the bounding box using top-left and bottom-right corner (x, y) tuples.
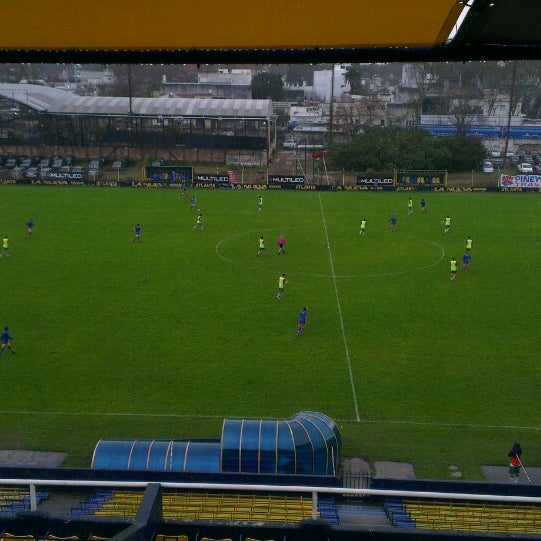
(251, 72), (284, 100)
(343, 64), (363, 94)
(329, 126), (486, 172)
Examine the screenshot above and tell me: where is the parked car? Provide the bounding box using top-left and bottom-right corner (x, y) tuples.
(89, 159), (102, 171)
(4, 157), (18, 169)
(482, 160), (494, 173)
(19, 157), (32, 168)
(518, 162), (534, 173)
(282, 140), (297, 149)
(25, 167), (38, 179)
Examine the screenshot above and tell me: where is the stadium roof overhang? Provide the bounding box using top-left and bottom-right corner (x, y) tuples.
(1, 0), (541, 64)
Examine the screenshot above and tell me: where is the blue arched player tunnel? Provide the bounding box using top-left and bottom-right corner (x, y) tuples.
(91, 411), (340, 475)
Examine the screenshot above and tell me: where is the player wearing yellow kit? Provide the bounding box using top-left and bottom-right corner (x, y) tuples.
(277, 273), (287, 299)
(193, 213), (203, 231)
(450, 257), (457, 281)
(443, 216), (451, 233)
(257, 236), (265, 256)
(359, 219), (366, 235)
(1, 235), (9, 257)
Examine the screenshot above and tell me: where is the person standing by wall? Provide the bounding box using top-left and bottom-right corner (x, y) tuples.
(508, 442), (522, 483)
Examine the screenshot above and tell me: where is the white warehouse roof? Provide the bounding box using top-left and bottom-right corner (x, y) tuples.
(0, 84), (273, 120)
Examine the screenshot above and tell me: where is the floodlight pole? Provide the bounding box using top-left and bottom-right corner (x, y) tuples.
(502, 60), (517, 165)
(329, 65), (335, 147)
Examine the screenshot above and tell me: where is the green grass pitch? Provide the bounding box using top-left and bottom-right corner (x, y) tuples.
(0, 185), (540, 480)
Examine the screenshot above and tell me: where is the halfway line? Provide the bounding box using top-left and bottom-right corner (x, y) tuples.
(318, 193), (360, 422)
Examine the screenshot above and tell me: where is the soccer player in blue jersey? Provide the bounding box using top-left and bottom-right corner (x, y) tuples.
(390, 216), (398, 231)
(0, 327), (15, 356)
(134, 224), (141, 242)
(296, 307), (308, 336)
(26, 219), (34, 236)
(462, 252), (471, 270)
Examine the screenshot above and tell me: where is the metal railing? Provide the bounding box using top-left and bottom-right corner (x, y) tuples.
(2, 478), (541, 518)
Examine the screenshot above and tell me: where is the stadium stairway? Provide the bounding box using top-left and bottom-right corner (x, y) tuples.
(37, 491), (90, 519)
(336, 503), (391, 528)
(317, 496), (339, 525)
(383, 498), (416, 529)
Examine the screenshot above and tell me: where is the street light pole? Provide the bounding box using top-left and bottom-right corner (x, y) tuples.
(503, 60), (517, 165)
(329, 65), (335, 147)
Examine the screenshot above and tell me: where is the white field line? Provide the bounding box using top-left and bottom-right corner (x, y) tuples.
(2, 409), (540, 432)
(317, 193), (360, 422)
(0, 410), (225, 419)
(215, 228), (445, 279)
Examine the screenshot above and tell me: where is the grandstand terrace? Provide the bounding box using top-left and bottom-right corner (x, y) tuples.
(0, 84), (275, 164)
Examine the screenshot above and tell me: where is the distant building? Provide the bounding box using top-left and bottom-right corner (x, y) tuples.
(283, 80), (318, 102)
(161, 69), (252, 99)
(313, 65), (351, 103)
